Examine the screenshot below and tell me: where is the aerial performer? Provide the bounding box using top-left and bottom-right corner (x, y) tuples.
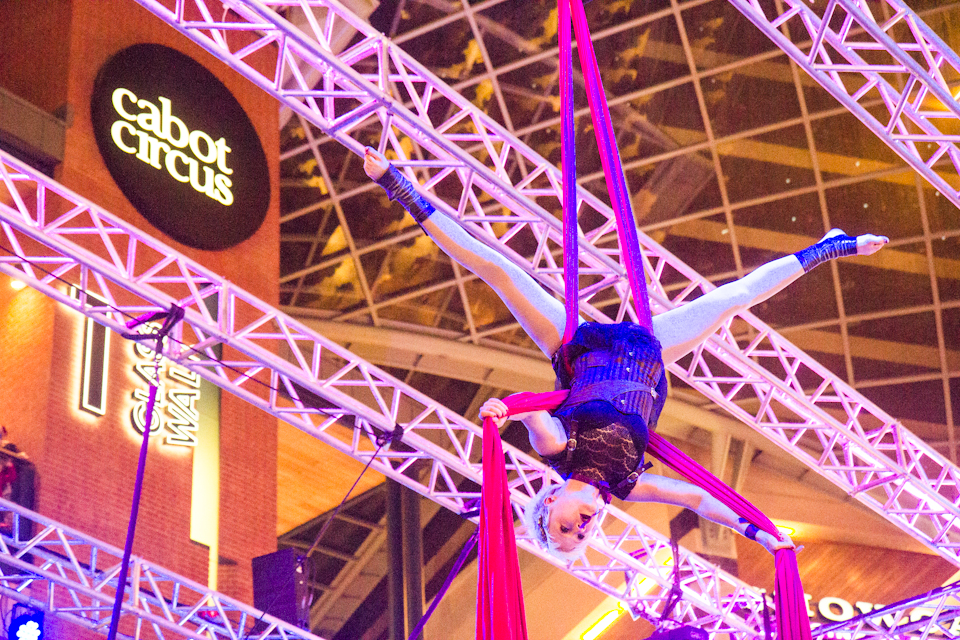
(363, 147), (889, 561)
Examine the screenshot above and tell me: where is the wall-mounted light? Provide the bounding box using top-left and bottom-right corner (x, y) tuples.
(8, 605), (44, 640)
(10, 278), (26, 291)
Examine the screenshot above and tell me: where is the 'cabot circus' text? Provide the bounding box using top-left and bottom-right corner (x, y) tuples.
(110, 88), (234, 205)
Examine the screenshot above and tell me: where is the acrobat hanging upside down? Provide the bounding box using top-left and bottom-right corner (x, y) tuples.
(363, 146), (887, 562)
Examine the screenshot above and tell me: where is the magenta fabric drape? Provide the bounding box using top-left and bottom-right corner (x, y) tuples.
(494, 392), (811, 640)
(482, 0), (809, 636)
(558, 0), (654, 332)
(559, 0), (580, 345)
(476, 408), (529, 640)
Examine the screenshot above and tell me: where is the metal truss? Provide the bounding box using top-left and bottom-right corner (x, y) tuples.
(731, 0), (960, 209)
(129, 0), (960, 565)
(0, 499), (325, 640)
(0, 151), (775, 634)
(812, 581), (960, 639)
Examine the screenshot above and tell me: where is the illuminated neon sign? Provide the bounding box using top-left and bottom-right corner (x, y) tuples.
(109, 89), (233, 206)
(129, 332), (200, 448)
(91, 44), (269, 251)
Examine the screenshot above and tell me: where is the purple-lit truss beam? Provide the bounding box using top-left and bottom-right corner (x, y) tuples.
(0, 151), (772, 634)
(0, 499), (327, 640)
(127, 0), (960, 564)
(812, 580), (960, 639)
(730, 0), (960, 206)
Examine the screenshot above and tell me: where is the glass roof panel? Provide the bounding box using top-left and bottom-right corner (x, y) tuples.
(838, 260), (933, 317)
(861, 379), (947, 425)
(704, 60), (800, 137)
(848, 311), (941, 381)
(824, 178), (923, 241)
(732, 191), (825, 246)
(923, 190), (960, 235)
(720, 127), (816, 204)
(680, 0), (782, 71)
(659, 212), (737, 279)
(934, 235), (960, 303)
(811, 111), (907, 183)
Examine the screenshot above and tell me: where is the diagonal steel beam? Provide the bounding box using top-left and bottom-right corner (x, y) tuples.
(730, 0), (960, 202)
(0, 150), (773, 635)
(812, 580), (960, 639)
(126, 0), (960, 566)
(0, 499), (327, 639)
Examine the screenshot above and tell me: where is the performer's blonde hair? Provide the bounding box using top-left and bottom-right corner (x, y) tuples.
(522, 482), (590, 562)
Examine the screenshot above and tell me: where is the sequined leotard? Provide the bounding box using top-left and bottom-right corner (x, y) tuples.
(546, 322), (667, 500)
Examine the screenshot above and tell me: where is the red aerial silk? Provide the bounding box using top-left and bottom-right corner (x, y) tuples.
(489, 393), (811, 640)
(476, 408), (529, 640)
(475, 0), (809, 636)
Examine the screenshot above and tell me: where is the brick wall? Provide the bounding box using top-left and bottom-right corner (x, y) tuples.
(0, 284), (55, 474)
(0, 0), (281, 611)
(0, 0), (72, 114)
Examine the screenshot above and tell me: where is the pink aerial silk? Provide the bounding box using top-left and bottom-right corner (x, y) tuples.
(489, 393), (811, 640)
(476, 0), (809, 637)
(477, 409), (529, 640)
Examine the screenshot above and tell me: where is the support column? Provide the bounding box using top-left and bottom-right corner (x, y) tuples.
(403, 485), (424, 640)
(387, 480), (406, 640)
(387, 480), (425, 640)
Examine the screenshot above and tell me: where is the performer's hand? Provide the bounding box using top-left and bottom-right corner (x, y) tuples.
(757, 529), (796, 555)
(479, 397), (510, 428)
(363, 147), (390, 180)
(479, 397), (539, 427)
(855, 233), (889, 256)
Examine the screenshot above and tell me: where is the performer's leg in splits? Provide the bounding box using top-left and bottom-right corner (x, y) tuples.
(364, 147), (887, 558)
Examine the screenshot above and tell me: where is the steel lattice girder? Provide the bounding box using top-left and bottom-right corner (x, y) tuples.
(127, 0), (960, 562)
(0, 152), (773, 635)
(812, 580), (960, 639)
(0, 499), (325, 640)
(730, 0), (960, 209)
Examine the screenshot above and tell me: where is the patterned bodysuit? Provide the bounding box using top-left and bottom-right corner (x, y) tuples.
(546, 322), (668, 500)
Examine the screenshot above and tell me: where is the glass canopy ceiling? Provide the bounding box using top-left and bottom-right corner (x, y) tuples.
(276, 0), (960, 461)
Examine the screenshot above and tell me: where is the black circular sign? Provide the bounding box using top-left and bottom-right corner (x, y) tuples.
(92, 44), (270, 251)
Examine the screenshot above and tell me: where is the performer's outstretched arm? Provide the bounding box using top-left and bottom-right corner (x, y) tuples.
(627, 473), (793, 554)
(364, 148), (567, 357)
(654, 231), (888, 365)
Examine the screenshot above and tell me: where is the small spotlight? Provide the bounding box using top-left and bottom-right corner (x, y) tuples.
(9, 607), (44, 640)
(10, 279), (26, 291)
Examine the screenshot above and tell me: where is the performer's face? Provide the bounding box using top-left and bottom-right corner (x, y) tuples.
(544, 484), (603, 552)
